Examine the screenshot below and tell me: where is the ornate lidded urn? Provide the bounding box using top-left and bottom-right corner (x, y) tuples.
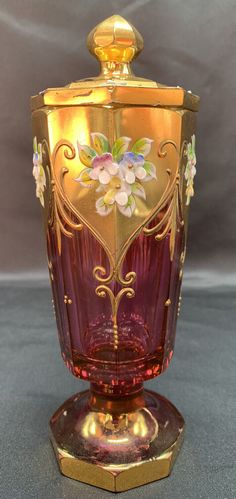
(31, 15), (199, 492)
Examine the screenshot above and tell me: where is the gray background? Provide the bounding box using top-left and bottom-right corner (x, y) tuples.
(0, 0), (235, 274)
(0, 2), (236, 499)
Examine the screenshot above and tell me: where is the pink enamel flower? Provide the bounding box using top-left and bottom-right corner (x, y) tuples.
(90, 153), (119, 184)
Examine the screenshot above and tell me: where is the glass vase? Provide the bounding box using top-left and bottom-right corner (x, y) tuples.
(31, 15), (199, 492)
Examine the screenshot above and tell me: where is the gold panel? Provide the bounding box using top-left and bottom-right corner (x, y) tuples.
(33, 105), (189, 265)
(51, 429), (184, 492)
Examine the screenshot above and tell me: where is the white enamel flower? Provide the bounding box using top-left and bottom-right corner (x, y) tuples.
(95, 177), (135, 217)
(119, 152), (147, 184)
(118, 150), (156, 186)
(75, 134), (157, 218)
(185, 134), (197, 205)
(32, 136), (46, 207)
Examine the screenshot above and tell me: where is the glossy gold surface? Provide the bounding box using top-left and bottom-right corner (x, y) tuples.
(83, 14), (157, 89)
(50, 390), (185, 492)
(87, 15), (143, 65)
(51, 435), (184, 492)
(31, 15), (199, 111)
(31, 84), (199, 111)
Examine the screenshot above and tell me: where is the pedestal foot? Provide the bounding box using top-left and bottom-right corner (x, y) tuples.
(50, 388), (184, 492)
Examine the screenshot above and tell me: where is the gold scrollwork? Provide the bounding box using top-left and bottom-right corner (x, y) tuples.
(42, 139), (83, 254)
(93, 254), (136, 349)
(95, 285), (135, 350)
(43, 137), (137, 351)
(93, 262), (114, 285)
(93, 257), (136, 287)
(116, 252), (136, 287)
(143, 139), (188, 260)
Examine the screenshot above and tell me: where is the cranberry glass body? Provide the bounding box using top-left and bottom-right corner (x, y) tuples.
(31, 15), (199, 491)
(47, 217), (185, 395)
(32, 101), (197, 396)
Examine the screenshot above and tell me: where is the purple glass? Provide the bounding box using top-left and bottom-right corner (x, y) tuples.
(47, 214), (184, 396)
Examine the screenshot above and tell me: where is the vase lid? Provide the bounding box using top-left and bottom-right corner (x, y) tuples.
(31, 15), (199, 111)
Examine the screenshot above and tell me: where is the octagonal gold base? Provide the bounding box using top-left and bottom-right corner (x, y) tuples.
(50, 389), (185, 492)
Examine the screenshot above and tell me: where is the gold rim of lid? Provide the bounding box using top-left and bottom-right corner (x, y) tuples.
(31, 15), (200, 111)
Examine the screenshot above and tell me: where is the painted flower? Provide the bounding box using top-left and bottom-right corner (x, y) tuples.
(185, 134), (196, 206)
(75, 133), (157, 218)
(119, 151), (156, 185)
(32, 136), (46, 207)
(75, 133), (119, 187)
(86, 152), (118, 185)
(95, 176), (135, 217)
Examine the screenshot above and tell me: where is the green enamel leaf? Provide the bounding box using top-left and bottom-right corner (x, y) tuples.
(112, 137), (131, 161)
(118, 194), (135, 217)
(131, 182), (146, 199)
(75, 168), (93, 187)
(103, 189), (116, 205)
(38, 142), (42, 158)
(77, 143), (96, 167)
(96, 196), (113, 216)
(91, 133), (110, 155)
(33, 136), (37, 153)
(131, 138), (153, 157)
(143, 161), (157, 179)
(128, 195), (134, 206)
(39, 164), (45, 178)
(187, 142), (192, 157)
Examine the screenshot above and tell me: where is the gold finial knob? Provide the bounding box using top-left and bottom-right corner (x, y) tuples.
(87, 15), (143, 78)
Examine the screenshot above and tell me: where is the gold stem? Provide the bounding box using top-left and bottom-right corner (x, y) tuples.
(99, 61), (133, 79)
